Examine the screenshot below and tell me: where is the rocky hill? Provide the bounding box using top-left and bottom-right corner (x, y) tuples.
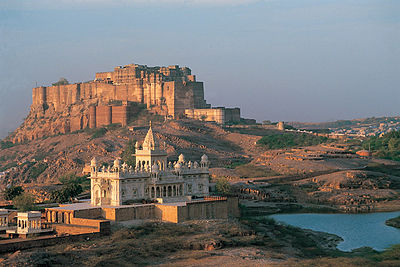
(0, 119), (262, 196)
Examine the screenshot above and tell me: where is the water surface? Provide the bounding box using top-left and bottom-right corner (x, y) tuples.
(270, 211), (400, 251)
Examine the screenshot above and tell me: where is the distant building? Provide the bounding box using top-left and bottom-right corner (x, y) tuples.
(277, 121), (285, 131)
(356, 150), (372, 158)
(184, 107), (240, 124)
(6, 211), (53, 238)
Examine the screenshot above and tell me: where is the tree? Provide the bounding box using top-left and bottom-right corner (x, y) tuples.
(50, 183), (83, 203)
(59, 173), (90, 191)
(52, 77), (69, 86)
(13, 193), (35, 211)
(3, 186), (24, 201)
(121, 139), (136, 166)
(215, 178), (232, 196)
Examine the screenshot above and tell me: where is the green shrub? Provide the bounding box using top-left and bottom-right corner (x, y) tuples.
(0, 141), (15, 149)
(215, 178), (232, 196)
(3, 186), (24, 200)
(0, 161), (17, 172)
(50, 183), (83, 203)
(13, 193), (35, 211)
(121, 139), (136, 166)
(52, 77), (69, 86)
(363, 131), (400, 161)
(257, 132), (329, 149)
(91, 128), (107, 139)
(29, 162), (48, 179)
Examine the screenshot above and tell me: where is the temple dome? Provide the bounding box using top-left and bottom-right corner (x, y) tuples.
(91, 157), (97, 167)
(114, 158), (121, 168)
(178, 154), (185, 163)
(201, 154), (208, 163)
(142, 123), (159, 150)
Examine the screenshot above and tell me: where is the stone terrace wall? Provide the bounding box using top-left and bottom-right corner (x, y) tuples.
(155, 205), (179, 223)
(102, 204), (155, 221)
(0, 232), (103, 253)
(154, 198), (231, 223)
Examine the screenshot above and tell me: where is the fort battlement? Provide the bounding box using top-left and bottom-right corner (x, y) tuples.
(11, 62), (240, 142)
(31, 63), (209, 119)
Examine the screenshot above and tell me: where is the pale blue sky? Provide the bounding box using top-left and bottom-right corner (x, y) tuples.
(1, 0), (399, 138)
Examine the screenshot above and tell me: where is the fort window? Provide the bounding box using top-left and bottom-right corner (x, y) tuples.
(168, 186), (172, 197)
(156, 187), (161, 198)
(179, 185), (183, 195)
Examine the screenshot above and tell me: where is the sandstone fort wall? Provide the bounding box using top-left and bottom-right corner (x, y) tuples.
(14, 63), (241, 142)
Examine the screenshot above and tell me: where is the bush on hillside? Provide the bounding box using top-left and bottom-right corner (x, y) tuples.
(363, 131), (400, 161)
(13, 193), (35, 211)
(257, 132), (329, 149)
(121, 139), (136, 166)
(3, 185), (24, 200)
(215, 178), (233, 196)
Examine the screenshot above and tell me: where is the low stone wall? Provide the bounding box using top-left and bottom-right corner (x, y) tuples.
(46, 197), (239, 224)
(154, 198), (236, 223)
(52, 224), (99, 235)
(155, 205), (179, 223)
(182, 199), (229, 222)
(72, 207), (102, 219)
(102, 204), (155, 221)
(0, 232), (102, 253)
(70, 218), (110, 234)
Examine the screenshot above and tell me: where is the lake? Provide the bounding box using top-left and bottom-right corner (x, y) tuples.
(270, 211), (400, 251)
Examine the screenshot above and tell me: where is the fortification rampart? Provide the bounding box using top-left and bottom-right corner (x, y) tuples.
(12, 62), (240, 142)
(30, 63), (209, 120)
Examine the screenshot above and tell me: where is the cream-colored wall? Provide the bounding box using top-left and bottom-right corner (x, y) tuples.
(185, 108), (225, 124)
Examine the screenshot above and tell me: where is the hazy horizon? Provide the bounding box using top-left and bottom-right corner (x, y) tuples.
(1, 0), (399, 139)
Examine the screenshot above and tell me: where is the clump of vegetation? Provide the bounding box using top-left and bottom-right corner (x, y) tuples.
(52, 77), (69, 86)
(215, 178), (233, 196)
(121, 139), (136, 166)
(257, 132), (329, 149)
(50, 173), (88, 203)
(3, 185), (24, 200)
(0, 140), (15, 149)
(235, 163), (278, 178)
(225, 159), (248, 169)
(50, 184), (82, 203)
(90, 127), (107, 139)
(363, 131), (400, 161)
(0, 162), (17, 172)
(59, 173), (90, 191)
(105, 123), (121, 131)
(29, 162), (48, 179)
(13, 193), (35, 211)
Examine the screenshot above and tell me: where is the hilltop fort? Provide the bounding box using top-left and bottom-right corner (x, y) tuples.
(11, 63), (240, 143)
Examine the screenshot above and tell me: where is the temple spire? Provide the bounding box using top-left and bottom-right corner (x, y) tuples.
(142, 121), (158, 150)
